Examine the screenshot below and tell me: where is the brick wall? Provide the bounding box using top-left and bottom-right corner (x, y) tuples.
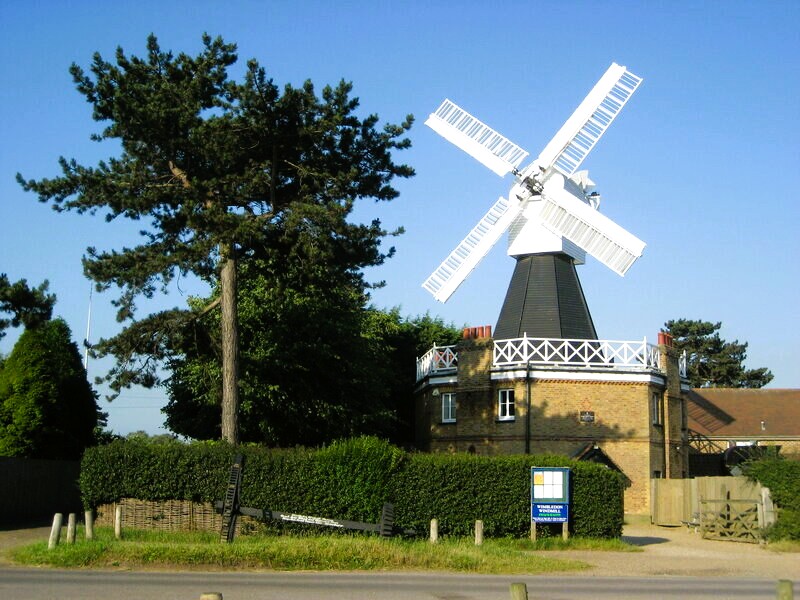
(416, 338), (688, 515)
(528, 378), (655, 513)
(660, 344), (689, 478)
(778, 440), (800, 456)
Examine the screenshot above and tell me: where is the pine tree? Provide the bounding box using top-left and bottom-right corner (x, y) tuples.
(665, 319), (773, 388)
(0, 274), (55, 339)
(18, 34), (413, 443)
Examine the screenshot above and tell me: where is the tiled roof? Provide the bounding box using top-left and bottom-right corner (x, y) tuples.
(494, 254), (597, 340)
(687, 388), (800, 438)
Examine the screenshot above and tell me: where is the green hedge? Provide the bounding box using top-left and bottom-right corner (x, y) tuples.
(80, 437), (625, 538)
(744, 457), (800, 540)
(391, 453), (623, 537)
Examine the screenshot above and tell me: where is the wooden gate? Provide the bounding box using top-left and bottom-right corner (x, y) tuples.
(699, 498), (761, 543)
(651, 476), (775, 542)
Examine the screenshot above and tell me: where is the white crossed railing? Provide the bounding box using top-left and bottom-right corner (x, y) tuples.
(415, 337), (685, 382)
(416, 344), (458, 382)
(494, 336), (659, 369)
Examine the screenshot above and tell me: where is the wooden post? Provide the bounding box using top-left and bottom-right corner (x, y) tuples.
(85, 510), (94, 541)
(530, 521), (537, 542)
(429, 519), (438, 544)
(562, 521), (569, 541)
(763, 487), (776, 527)
(114, 505), (122, 540)
(66, 513), (76, 544)
(48, 513), (63, 550)
(777, 580), (794, 600)
(474, 520), (483, 546)
(509, 582), (528, 600)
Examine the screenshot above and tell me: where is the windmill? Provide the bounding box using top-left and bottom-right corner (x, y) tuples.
(422, 63), (644, 340)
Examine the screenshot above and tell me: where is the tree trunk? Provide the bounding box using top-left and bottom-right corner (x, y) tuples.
(220, 243), (240, 444)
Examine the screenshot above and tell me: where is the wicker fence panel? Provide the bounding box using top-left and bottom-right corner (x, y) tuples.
(94, 499), (232, 532)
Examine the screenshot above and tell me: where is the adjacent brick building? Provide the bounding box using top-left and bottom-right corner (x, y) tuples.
(414, 327), (691, 515)
(687, 388), (800, 457)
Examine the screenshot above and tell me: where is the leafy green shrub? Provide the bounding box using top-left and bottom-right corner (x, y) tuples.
(767, 509), (800, 541)
(743, 457), (800, 540)
(80, 436), (624, 538)
(392, 454), (623, 538)
(80, 439), (233, 506)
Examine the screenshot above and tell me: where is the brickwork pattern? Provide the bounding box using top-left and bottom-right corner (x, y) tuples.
(416, 339), (688, 515)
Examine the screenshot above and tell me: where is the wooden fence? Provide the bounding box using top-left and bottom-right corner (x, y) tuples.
(651, 476), (776, 542)
(95, 499), (231, 532)
(0, 457), (81, 524)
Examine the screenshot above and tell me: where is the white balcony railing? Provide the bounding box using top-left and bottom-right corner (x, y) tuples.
(416, 337), (688, 382)
(679, 350), (688, 379)
(494, 336), (660, 370)
(415, 344), (458, 382)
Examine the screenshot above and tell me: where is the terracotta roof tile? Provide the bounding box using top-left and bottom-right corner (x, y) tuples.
(687, 388), (800, 438)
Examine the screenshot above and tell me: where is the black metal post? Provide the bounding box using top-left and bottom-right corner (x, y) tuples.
(525, 360), (532, 454)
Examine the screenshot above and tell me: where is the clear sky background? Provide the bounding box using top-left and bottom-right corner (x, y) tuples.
(1, 0), (798, 436)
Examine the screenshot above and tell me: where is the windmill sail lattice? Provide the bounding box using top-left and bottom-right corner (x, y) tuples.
(422, 196), (522, 302)
(538, 178), (645, 276)
(422, 62), (645, 315)
(425, 100), (529, 177)
(538, 64), (643, 176)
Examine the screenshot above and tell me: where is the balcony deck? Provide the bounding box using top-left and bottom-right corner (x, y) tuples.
(416, 336), (687, 382)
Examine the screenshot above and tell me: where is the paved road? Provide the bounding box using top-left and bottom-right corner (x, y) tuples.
(0, 568), (791, 600)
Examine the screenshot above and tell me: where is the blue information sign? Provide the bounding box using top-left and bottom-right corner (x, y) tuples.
(531, 503), (569, 523)
(531, 467), (570, 524)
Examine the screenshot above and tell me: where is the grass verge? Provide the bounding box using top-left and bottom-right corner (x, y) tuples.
(766, 540), (800, 553)
(7, 527), (635, 573)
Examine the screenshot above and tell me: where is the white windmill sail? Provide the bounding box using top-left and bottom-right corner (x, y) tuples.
(422, 61), (645, 302)
(423, 196), (522, 302)
(425, 99), (529, 177)
(538, 178), (645, 276)
(537, 63), (643, 176)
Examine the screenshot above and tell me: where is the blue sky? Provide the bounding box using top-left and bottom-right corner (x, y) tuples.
(1, 0), (798, 435)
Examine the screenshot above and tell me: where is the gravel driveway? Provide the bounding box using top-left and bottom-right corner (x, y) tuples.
(0, 524), (51, 566)
(549, 521), (799, 580)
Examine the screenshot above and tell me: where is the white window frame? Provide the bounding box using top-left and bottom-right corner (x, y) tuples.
(498, 389), (515, 421)
(651, 391), (663, 426)
(441, 393), (456, 424)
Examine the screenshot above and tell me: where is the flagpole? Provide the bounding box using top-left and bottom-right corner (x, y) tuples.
(83, 285), (92, 372)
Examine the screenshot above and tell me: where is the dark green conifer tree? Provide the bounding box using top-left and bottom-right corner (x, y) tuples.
(0, 318), (101, 459)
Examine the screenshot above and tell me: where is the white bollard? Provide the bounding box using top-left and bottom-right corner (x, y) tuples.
(429, 518), (438, 544)
(475, 520), (484, 546)
(777, 579), (793, 600)
(66, 513), (76, 544)
(48, 513), (63, 550)
(84, 510), (94, 541)
(114, 505), (122, 540)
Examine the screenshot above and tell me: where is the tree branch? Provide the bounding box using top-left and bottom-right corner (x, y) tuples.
(168, 161), (191, 189)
